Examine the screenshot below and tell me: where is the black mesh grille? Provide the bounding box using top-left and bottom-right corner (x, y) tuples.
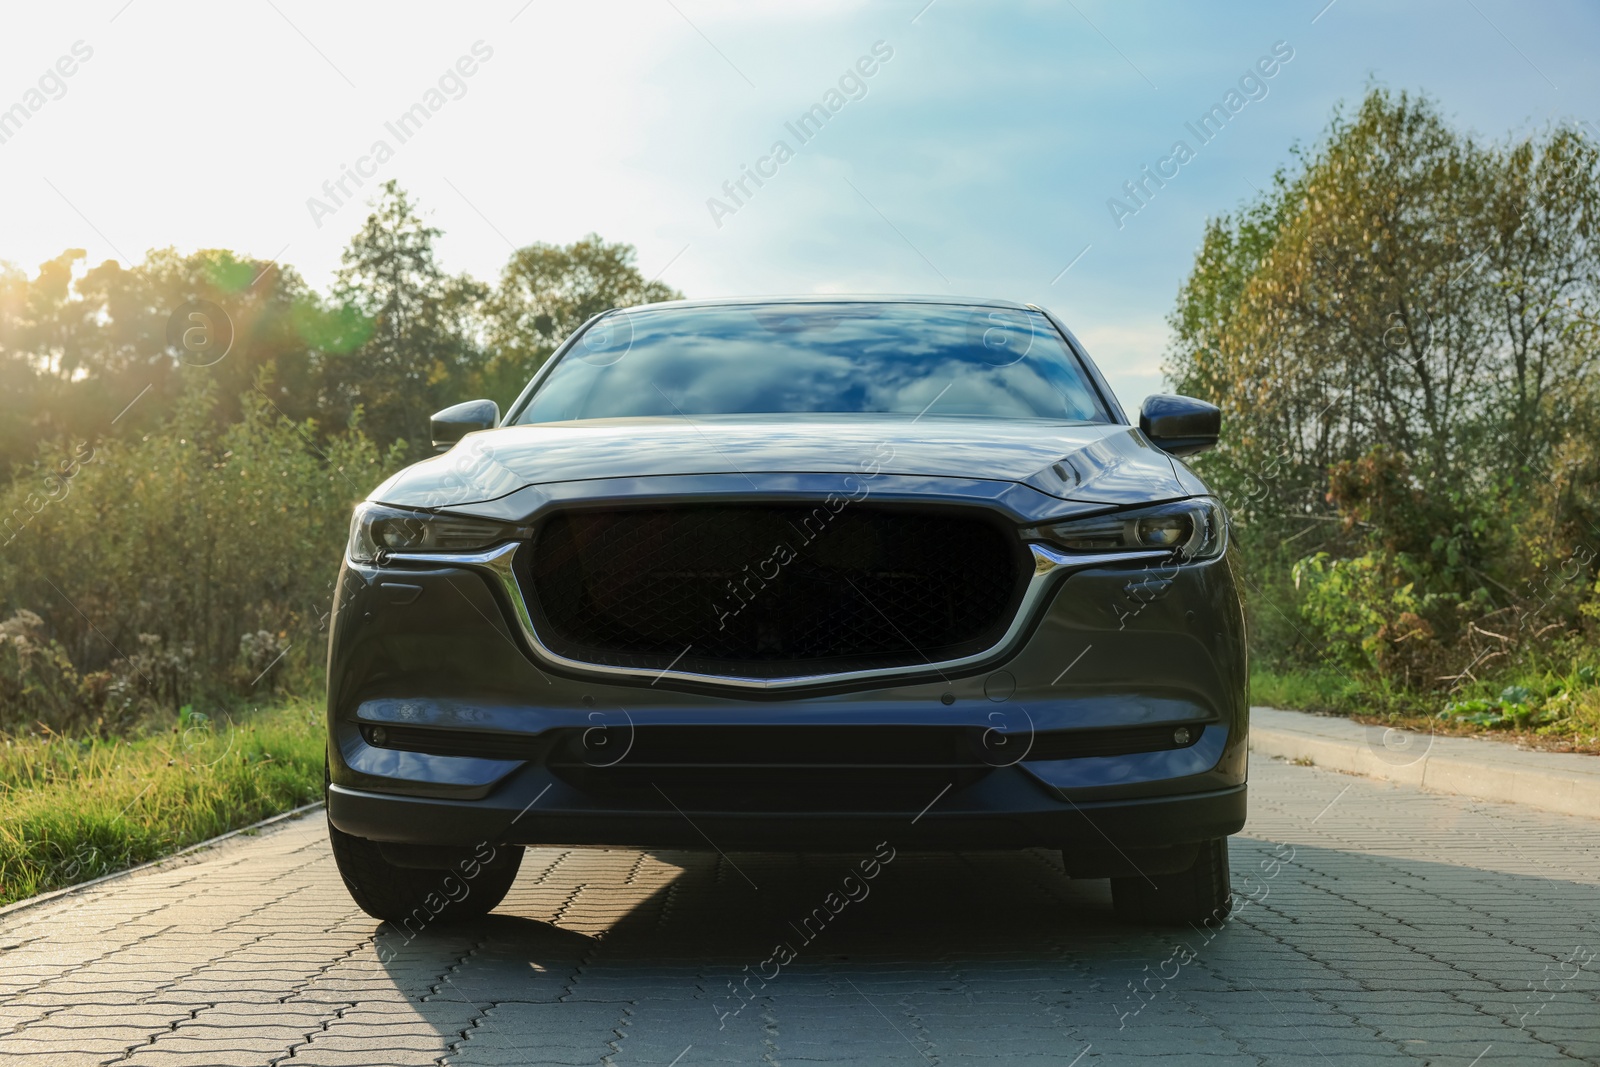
(522, 504), (1027, 678)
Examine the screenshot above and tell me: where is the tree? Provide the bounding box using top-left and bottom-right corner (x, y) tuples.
(0, 183), (677, 475)
(1165, 88), (1600, 673)
(326, 181), (485, 449)
(1168, 90), (1600, 535)
(480, 234), (681, 404)
(0, 246), (321, 471)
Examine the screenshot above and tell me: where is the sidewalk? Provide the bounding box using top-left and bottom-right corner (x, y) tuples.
(1250, 706), (1600, 820)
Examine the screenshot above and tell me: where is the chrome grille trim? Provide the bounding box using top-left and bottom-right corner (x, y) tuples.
(375, 541), (1171, 691)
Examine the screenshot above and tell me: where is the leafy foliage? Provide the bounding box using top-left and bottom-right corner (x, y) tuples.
(0, 375), (397, 732)
(0, 184), (677, 736)
(324, 181), (486, 450)
(480, 234), (682, 404)
(1167, 88), (1600, 706)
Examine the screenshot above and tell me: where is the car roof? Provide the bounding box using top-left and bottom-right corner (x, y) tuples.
(614, 294), (1038, 314)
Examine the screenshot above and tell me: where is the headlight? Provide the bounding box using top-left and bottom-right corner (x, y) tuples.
(347, 502), (520, 563)
(1023, 498), (1227, 561)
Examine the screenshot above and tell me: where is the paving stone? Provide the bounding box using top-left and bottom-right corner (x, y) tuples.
(0, 757), (1597, 1063)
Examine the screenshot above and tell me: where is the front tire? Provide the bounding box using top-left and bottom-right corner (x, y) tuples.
(327, 816), (523, 924)
(1110, 836), (1232, 926)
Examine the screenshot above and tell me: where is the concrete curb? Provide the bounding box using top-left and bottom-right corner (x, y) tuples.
(0, 800), (325, 920)
(1249, 706), (1600, 820)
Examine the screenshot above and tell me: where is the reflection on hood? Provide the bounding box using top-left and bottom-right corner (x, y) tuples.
(370, 414), (1185, 508)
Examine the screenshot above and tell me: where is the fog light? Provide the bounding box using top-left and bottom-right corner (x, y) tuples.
(367, 725), (388, 746)
(1172, 726), (1191, 746)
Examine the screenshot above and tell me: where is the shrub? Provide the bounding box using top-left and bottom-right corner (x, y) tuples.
(0, 374), (402, 734)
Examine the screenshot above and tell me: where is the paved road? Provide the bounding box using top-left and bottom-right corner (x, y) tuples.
(2, 755), (1598, 1066)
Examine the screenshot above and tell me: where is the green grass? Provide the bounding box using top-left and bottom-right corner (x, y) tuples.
(0, 702), (325, 906)
(1252, 663), (1600, 752)
(1251, 664), (1447, 720)
(1250, 666), (1368, 715)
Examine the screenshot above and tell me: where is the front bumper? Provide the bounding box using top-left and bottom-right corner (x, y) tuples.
(325, 474), (1249, 868)
(328, 769), (1245, 875)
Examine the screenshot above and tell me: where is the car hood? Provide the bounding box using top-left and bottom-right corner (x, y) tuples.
(370, 414), (1187, 508)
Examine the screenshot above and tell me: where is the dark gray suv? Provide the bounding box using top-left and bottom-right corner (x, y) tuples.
(324, 296), (1246, 927)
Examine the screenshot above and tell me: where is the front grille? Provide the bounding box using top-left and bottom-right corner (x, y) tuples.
(521, 504), (1028, 678)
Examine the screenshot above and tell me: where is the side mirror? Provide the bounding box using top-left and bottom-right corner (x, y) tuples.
(1139, 394), (1220, 457)
(430, 399), (500, 453)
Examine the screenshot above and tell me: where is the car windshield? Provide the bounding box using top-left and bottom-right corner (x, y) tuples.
(513, 302), (1112, 424)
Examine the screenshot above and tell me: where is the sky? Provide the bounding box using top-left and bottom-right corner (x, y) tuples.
(2, 0), (1596, 410)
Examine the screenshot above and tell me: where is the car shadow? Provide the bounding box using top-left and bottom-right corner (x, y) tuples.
(368, 843), (1134, 1060)
(366, 837), (1598, 1064)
